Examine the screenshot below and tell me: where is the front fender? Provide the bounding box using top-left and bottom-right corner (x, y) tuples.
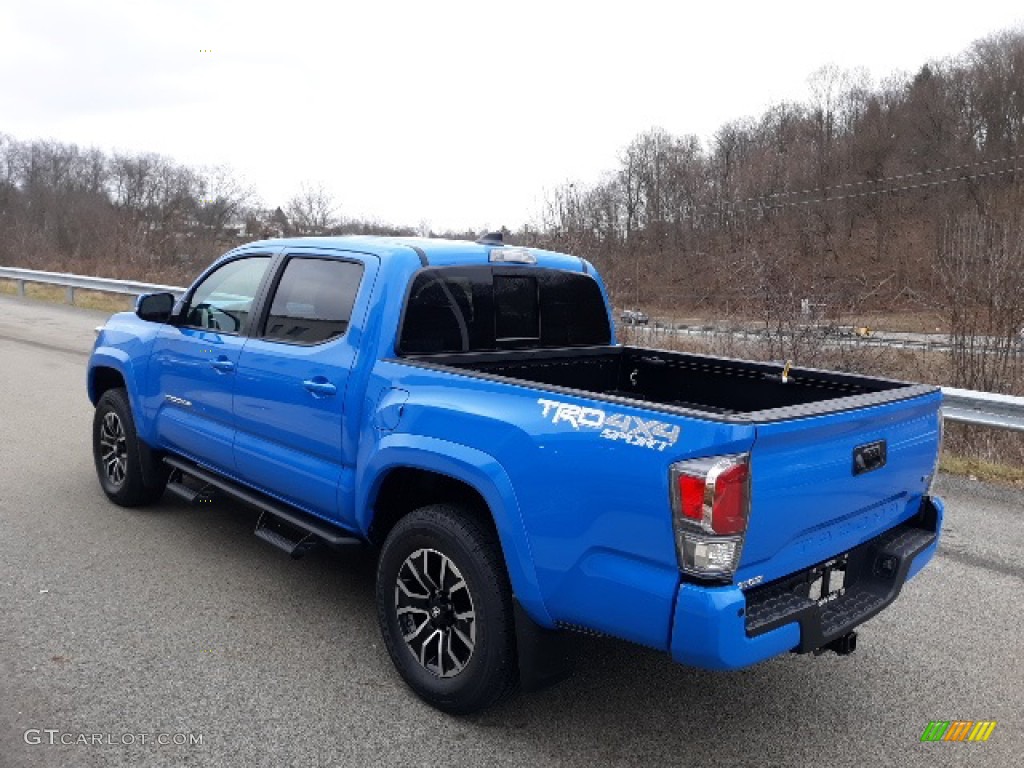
(87, 348), (151, 434)
(356, 432), (553, 627)
(88, 314), (161, 443)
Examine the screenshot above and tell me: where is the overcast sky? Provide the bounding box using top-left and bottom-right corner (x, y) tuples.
(2, 1), (1022, 231)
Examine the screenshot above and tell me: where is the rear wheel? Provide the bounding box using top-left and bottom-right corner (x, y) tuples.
(92, 388), (167, 507)
(376, 504), (517, 714)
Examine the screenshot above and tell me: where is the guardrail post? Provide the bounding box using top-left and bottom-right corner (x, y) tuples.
(16, 280), (25, 297)
(65, 286), (75, 305)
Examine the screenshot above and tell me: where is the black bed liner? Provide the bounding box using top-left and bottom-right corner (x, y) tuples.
(393, 345), (939, 424)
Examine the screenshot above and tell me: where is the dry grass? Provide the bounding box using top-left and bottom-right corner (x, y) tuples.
(72, 290), (134, 312)
(941, 423), (1024, 478)
(24, 283), (66, 302)
(0, 279), (134, 312)
(939, 454), (1024, 487)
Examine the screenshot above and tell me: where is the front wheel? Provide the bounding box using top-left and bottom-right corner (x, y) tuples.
(376, 504), (518, 714)
(92, 388), (166, 507)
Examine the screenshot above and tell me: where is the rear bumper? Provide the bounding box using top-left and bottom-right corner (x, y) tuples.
(669, 495), (943, 670)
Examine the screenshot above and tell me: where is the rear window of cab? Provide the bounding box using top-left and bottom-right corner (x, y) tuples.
(398, 266), (610, 354)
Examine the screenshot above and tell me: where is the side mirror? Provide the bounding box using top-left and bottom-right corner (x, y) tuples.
(135, 292), (176, 323)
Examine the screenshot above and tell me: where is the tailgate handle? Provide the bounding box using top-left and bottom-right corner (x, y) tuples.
(853, 440), (887, 476)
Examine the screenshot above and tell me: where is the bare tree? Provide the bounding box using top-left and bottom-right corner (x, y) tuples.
(196, 165), (258, 238)
(937, 212), (1024, 393)
(284, 182), (338, 235)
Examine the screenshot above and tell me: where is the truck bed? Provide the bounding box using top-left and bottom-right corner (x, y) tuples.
(406, 345), (935, 422)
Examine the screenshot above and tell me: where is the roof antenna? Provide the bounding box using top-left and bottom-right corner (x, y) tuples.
(476, 231), (504, 246)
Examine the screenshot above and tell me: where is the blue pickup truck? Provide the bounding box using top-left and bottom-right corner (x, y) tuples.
(87, 235), (944, 713)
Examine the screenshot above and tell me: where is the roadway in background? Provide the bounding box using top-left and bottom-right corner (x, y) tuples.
(1, 294), (1021, 767)
(635, 320), (1004, 354)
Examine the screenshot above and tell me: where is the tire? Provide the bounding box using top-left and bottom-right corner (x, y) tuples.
(376, 504), (518, 714)
(92, 388), (167, 507)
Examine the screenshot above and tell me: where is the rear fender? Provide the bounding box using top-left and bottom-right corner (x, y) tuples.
(357, 432), (552, 626)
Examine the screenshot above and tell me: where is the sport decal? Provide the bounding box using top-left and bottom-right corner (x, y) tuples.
(537, 398), (680, 451)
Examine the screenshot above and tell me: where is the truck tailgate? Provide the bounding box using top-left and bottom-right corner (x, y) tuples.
(738, 390), (942, 585)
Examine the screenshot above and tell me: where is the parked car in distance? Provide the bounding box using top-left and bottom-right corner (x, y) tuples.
(620, 308), (649, 325)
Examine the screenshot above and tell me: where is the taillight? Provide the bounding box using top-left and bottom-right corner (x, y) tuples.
(709, 461), (749, 535)
(678, 474), (705, 522)
(670, 454), (751, 579)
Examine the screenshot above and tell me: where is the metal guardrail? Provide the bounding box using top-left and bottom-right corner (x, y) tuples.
(3, 266), (1024, 431)
(940, 387), (1024, 432)
(0, 266), (185, 303)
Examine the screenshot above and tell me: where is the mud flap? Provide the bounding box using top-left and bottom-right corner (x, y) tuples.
(514, 600), (575, 693)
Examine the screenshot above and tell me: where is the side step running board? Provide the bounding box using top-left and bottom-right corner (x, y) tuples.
(163, 456), (363, 558)
(254, 513), (320, 559)
(165, 478), (214, 505)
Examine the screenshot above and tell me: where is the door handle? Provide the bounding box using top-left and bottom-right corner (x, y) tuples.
(303, 378), (337, 397)
(210, 356), (235, 373)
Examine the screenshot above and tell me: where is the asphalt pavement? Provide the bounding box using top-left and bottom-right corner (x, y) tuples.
(1, 293), (1021, 767)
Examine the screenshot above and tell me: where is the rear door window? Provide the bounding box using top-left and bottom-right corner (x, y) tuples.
(261, 257), (364, 344)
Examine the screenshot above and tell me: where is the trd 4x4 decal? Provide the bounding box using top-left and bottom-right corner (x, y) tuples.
(537, 398), (680, 451)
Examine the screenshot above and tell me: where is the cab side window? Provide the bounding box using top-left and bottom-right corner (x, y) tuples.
(184, 256), (271, 334)
(261, 257), (364, 344)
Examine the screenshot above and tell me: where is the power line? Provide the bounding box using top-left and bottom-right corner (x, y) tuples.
(632, 155), (1024, 222)
(551, 150), (1022, 226)
(729, 151), (1024, 206)
(724, 165), (1022, 216)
